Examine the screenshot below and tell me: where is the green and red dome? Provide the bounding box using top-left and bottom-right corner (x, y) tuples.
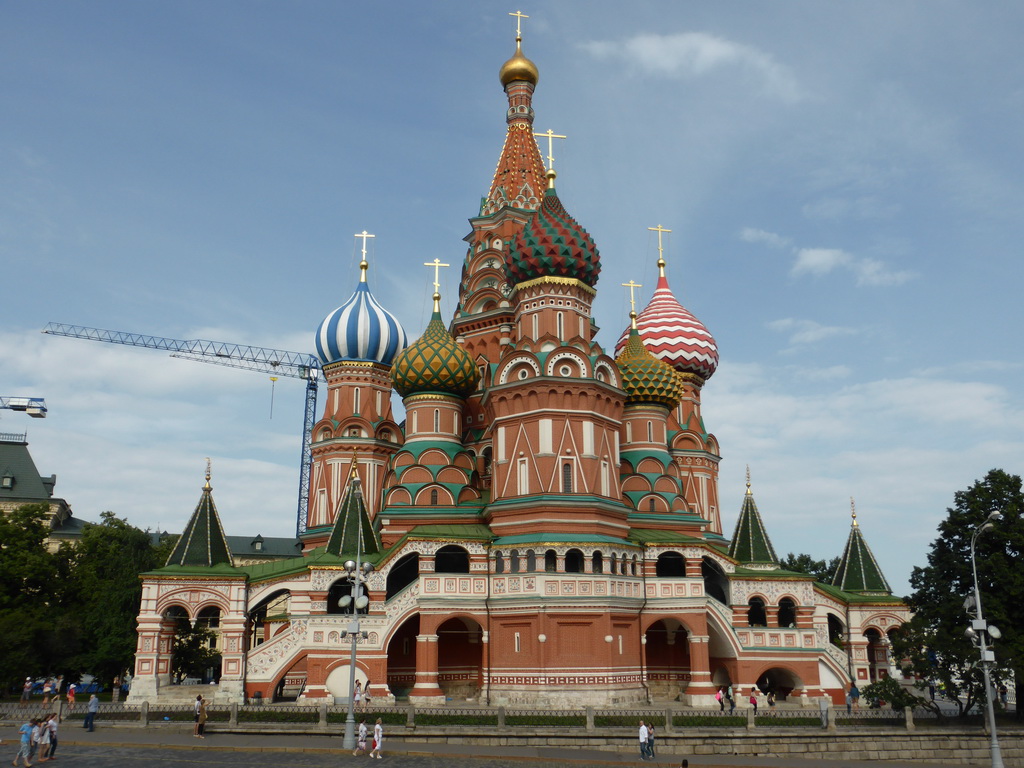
(391, 310), (480, 399)
(506, 183), (601, 288)
(615, 327), (683, 410)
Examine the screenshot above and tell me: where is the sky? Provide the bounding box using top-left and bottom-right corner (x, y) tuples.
(2, 2), (1022, 597)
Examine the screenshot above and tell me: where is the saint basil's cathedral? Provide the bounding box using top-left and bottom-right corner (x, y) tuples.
(129, 24), (909, 708)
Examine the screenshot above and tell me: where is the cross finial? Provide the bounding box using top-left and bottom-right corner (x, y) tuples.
(746, 465), (752, 495)
(850, 497), (858, 526)
(648, 225), (672, 277)
(533, 128), (567, 171)
(204, 457), (212, 489)
(354, 230), (375, 282)
(509, 9), (528, 39)
(622, 280), (642, 328)
(424, 258), (451, 312)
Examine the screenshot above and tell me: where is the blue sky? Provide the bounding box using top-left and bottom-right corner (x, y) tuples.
(3, 2), (1022, 596)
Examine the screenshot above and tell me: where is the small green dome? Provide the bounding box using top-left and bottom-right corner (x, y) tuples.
(615, 327), (683, 409)
(391, 310), (480, 399)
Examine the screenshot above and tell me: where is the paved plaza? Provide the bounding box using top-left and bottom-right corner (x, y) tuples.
(2, 727), (962, 768)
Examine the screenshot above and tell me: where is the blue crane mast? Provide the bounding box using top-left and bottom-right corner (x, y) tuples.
(42, 322), (319, 535)
(0, 396), (47, 418)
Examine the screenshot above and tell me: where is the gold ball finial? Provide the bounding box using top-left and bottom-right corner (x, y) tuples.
(545, 167), (557, 189)
(499, 36), (539, 86)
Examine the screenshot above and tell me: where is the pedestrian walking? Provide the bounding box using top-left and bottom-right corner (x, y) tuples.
(28, 719), (42, 763)
(83, 694), (100, 732)
(65, 683), (76, 712)
(638, 719), (650, 761)
(726, 683), (736, 713)
(369, 718), (383, 759)
(363, 679), (372, 710)
(35, 716), (51, 763)
(44, 713), (58, 759)
(715, 686), (724, 711)
(41, 679), (52, 706)
(20, 678), (32, 707)
(845, 687), (853, 714)
(12, 717), (33, 767)
(353, 680), (362, 711)
(850, 683), (860, 710)
(192, 695), (202, 737)
(646, 723), (656, 759)
(353, 718), (368, 756)
(749, 687), (758, 714)
(197, 697), (208, 739)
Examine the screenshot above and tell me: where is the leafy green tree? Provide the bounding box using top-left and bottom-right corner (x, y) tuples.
(0, 504), (61, 696)
(58, 511), (163, 688)
(861, 675), (926, 711)
(780, 552), (840, 583)
(170, 619), (221, 683)
(900, 469), (1023, 719)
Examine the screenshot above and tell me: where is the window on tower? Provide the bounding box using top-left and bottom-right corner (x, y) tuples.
(562, 462), (573, 493)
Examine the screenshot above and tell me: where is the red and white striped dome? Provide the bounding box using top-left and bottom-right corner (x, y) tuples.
(615, 275), (719, 382)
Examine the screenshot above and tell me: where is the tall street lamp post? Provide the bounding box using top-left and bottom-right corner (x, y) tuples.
(339, 475), (374, 752)
(966, 510), (1004, 768)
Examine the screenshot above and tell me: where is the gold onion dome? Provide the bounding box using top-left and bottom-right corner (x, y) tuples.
(499, 37), (539, 86)
(615, 325), (683, 409)
(391, 307), (480, 399)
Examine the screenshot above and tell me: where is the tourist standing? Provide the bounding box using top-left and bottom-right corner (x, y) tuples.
(845, 687), (853, 714)
(647, 722), (656, 759)
(35, 716), (51, 763)
(353, 680), (363, 711)
(84, 694), (100, 732)
(715, 686), (724, 711)
(65, 682), (77, 712)
(849, 683), (860, 710)
(45, 713), (58, 759)
(363, 679), (372, 710)
(193, 695), (203, 737)
(638, 720), (650, 761)
(353, 718), (368, 756)
(749, 688), (759, 714)
(197, 697), (208, 739)
(369, 718), (383, 759)
(726, 683), (736, 713)
(20, 678), (32, 707)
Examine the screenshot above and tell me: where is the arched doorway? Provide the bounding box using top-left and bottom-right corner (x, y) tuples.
(248, 590), (291, 648)
(656, 551), (686, 577)
(386, 553), (419, 600)
(865, 628), (888, 682)
(436, 545), (470, 573)
(386, 615), (420, 700)
(701, 557), (729, 604)
(194, 606), (223, 683)
(755, 667), (804, 701)
(437, 616), (484, 701)
(644, 619), (690, 701)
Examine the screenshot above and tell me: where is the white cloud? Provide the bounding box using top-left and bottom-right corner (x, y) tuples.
(767, 318), (857, 346)
(854, 257), (915, 287)
(739, 227), (790, 248)
(581, 32), (802, 102)
(791, 248), (851, 276)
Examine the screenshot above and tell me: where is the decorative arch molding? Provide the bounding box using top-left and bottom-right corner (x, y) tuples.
(731, 579), (815, 606)
(545, 352), (591, 378)
(642, 614), (697, 636)
(154, 583), (234, 618)
(593, 359), (619, 388)
(248, 580), (303, 608)
(497, 355), (541, 384)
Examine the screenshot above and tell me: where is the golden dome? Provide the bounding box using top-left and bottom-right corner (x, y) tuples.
(499, 38), (539, 87)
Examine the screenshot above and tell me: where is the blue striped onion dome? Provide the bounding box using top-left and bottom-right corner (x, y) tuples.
(315, 282), (408, 366)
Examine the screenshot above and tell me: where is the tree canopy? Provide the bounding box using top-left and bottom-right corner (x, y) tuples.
(780, 552), (840, 583)
(898, 469), (1023, 718)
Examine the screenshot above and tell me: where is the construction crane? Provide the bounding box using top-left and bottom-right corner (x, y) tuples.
(42, 323), (319, 535)
(0, 396), (47, 418)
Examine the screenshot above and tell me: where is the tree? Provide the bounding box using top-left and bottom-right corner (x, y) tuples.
(780, 552), (840, 583)
(170, 620), (221, 683)
(0, 504), (62, 696)
(900, 469), (1023, 720)
(58, 511), (163, 688)
(861, 675), (926, 711)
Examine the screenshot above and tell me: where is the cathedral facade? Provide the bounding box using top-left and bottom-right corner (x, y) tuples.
(129, 30), (908, 708)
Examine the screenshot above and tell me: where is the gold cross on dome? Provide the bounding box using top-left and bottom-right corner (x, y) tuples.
(354, 230), (375, 282)
(534, 129), (567, 170)
(622, 279), (642, 315)
(648, 224), (672, 274)
(424, 258), (450, 294)
(509, 9), (528, 38)
(850, 497), (858, 526)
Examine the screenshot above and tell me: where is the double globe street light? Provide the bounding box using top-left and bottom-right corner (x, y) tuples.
(965, 510), (1004, 768)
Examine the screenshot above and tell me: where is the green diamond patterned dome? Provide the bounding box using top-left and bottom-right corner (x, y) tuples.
(391, 310), (480, 399)
(615, 327), (683, 409)
(506, 186), (601, 288)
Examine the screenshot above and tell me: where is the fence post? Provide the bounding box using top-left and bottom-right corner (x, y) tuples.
(825, 702), (836, 732)
(406, 703), (415, 728)
(904, 706), (915, 732)
(663, 707), (673, 734)
(140, 700), (149, 726)
(497, 705), (506, 729)
(585, 706), (594, 731)
(746, 706), (756, 731)
(229, 702), (238, 727)
(318, 702), (328, 728)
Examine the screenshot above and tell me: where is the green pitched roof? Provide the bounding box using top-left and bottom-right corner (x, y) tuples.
(831, 517), (891, 594)
(325, 475), (381, 559)
(165, 476), (233, 568)
(727, 485), (779, 566)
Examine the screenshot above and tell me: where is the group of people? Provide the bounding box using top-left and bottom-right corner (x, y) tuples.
(714, 684), (775, 713)
(19, 678), (78, 711)
(352, 680), (373, 710)
(193, 695), (209, 738)
(352, 717), (384, 759)
(637, 720), (656, 760)
(12, 713), (59, 767)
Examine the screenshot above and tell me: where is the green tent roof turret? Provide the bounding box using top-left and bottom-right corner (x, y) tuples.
(727, 468), (779, 567)
(325, 461), (382, 558)
(831, 498), (892, 594)
(165, 461), (233, 568)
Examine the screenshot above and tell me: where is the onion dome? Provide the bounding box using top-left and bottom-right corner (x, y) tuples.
(615, 322), (683, 409)
(499, 35), (539, 87)
(506, 171), (601, 288)
(615, 268), (718, 382)
(391, 306), (480, 399)
(315, 261), (408, 367)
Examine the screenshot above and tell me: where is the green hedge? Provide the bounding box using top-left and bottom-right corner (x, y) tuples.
(755, 716), (822, 727)
(505, 714), (586, 727)
(326, 710), (406, 726)
(417, 713), (498, 726)
(594, 715), (665, 727)
(237, 709), (318, 723)
(672, 714), (745, 727)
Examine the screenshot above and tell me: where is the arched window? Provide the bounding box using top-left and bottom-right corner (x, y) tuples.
(778, 598), (797, 628)
(494, 552), (504, 574)
(433, 409), (440, 432)
(747, 597), (768, 627)
(353, 388), (360, 414)
(510, 549), (520, 573)
(631, 555), (638, 576)
(430, 488), (438, 505)
(701, 557), (729, 604)
(562, 462), (573, 493)
(656, 551), (686, 577)
(544, 549), (557, 572)
(526, 549), (537, 572)
(647, 421), (653, 442)
(435, 545), (469, 574)
(564, 549), (584, 573)
(593, 551), (604, 574)
(386, 553), (420, 600)
(610, 553), (618, 574)
(649, 497), (656, 512)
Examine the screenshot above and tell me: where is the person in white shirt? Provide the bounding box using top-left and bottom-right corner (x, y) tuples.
(353, 718), (368, 756)
(638, 720), (650, 760)
(369, 718), (383, 759)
